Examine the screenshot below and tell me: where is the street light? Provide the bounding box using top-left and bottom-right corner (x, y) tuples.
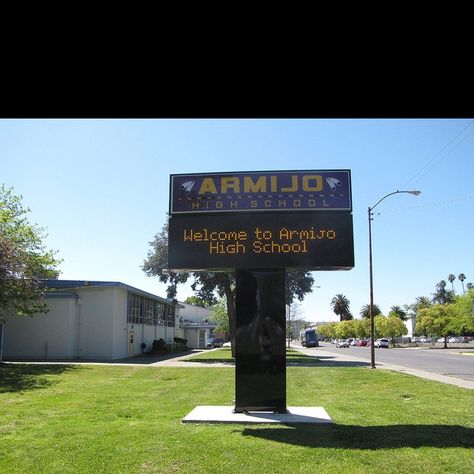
(368, 190), (421, 369)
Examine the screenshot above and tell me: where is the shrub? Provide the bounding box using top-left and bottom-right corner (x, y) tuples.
(150, 339), (188, 354)
(152, 339), (167, 353)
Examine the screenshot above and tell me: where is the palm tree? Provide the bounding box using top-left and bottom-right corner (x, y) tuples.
(467, 282), (473, 291)
(360, 304), (381, 319)
(389, 305), (407, 321)
(330, 294), (353, 321)
(414, 296), (431, 311)
(448, 274), (456, 292)
(458, 273), (466, 294)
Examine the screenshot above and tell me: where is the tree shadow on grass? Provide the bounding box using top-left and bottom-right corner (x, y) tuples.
(241, 424), (474, 449)
(182, 354), (369, 368)
(0, 363), (78, 394)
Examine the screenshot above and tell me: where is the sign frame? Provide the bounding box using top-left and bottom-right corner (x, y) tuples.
(169, 169), (352, 215)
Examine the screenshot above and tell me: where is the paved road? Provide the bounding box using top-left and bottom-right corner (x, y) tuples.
(294, 342), (474, 388)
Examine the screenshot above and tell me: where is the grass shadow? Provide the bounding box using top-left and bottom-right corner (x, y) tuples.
(0, 363), (78, 394)
(241, 424), (474, 449)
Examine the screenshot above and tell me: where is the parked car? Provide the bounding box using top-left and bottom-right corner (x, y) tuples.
(374, 338), (389, 348)
(336, 339), (350, 348)
(211, 338), (224, 348)
(448, 336), (462, 344)
(350, 339), (358, 346)
(461, 336), (470, 343)
(206, 338), (215, 348)
(357, 339), (368, 347)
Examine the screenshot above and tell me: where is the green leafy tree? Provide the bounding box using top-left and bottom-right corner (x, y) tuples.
(335, 320), (356, 339)
(449, 289), (474, 335)
(210, 297), (230, 339)
(416, 305), (455, 348)
(0, 184), (61, 318)
(184, 296), (208, 307)
(384, 315), (408, 344)
(317, 322), (337, 341)
(330, 294), (353, 321)
(374, 314), (387, 339)
(357, 318), (371, 339)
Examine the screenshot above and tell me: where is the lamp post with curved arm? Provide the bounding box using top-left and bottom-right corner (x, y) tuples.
(368, 190), (421, 369)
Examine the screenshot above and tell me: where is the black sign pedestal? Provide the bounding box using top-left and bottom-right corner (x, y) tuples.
(234, 269), (287, 414)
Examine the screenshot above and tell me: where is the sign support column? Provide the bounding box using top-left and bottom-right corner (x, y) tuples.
(235, 269), (286, 413)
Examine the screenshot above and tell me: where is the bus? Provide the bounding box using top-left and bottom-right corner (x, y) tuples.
(299, 328), (319, 347)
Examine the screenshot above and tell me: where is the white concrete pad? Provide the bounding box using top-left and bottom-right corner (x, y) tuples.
(182, 406), (333, 424)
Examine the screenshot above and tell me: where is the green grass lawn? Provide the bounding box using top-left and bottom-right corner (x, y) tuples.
(0, 361), (473, 474)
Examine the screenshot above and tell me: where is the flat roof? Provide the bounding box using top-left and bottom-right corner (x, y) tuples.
(40, 280), (184, 307)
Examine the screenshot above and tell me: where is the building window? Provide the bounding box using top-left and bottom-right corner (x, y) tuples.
(127, 293), (173, 327)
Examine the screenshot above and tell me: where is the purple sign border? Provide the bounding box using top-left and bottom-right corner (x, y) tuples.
(170, 170), (352, 214)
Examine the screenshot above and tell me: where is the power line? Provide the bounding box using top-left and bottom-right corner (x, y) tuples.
(402, 120), (474, 190)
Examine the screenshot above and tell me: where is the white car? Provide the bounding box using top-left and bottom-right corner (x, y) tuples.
(374, 338), (389, 348)
(336, 339), (350, 348)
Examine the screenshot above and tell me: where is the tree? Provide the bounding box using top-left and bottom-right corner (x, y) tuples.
(432, 280), (454, 305)
(384, 315), (408, 344)
(448, 289), (474, 336)
(335, 320), (358, 339)
(317, 322), (337, 341)
(448, 274), (456, 293)
(458, 273), (466, 294)
(467, 283), (473, 291)
(143, 218), (316, 355)
(210, 297), (230, 339)
(286, 301), (302, 347)
(330, 294), (353, 321)
(416, 305), (454, 348)
(360, 304), (381, 319)
(373, 314), (387, 339)
(414, 296), (432, 311)
(389, 305), (407, 321)
(0, 184), (61, 318)
(183, 296), (208, 307)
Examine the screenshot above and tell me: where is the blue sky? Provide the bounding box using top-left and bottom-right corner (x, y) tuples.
(1, 119), (473, 328)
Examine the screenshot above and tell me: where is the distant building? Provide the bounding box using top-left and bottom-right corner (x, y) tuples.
(3, 280), (183, 360)
(176, 302), (216, 349)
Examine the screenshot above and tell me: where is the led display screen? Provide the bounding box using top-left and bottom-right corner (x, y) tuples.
(168, 212), (354, 271)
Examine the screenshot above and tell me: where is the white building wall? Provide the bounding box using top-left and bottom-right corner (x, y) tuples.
(76, 287), (116, 359)
(179, 303), (212, 323)
(4, 297), (78, 359)
(112, 288), (128, 359)
(184, 328), (201, 348)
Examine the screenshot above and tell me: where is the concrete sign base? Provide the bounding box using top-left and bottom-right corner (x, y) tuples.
(182, 406), (333, 424)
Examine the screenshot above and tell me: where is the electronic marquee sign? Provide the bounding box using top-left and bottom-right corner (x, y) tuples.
(167, 170), (354, 272)
(168, 212), (354, 271)
(170, 170), (352, 214)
